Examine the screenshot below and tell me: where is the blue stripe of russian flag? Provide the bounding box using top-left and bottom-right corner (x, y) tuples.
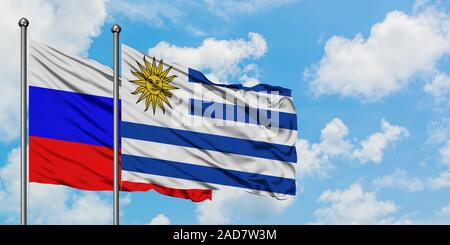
(29, 86), (118, 148)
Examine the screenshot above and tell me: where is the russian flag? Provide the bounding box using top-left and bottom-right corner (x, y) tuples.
(28, 41), (211, 202)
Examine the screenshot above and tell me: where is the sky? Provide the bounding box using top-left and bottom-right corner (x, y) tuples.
(0, 0), (450, 224)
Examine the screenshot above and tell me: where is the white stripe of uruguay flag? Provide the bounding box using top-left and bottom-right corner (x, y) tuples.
(121, 44), (297, 199)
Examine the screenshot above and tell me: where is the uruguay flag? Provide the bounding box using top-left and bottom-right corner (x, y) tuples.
(29, 41), (211, 201)
(122, 45), (297, 199)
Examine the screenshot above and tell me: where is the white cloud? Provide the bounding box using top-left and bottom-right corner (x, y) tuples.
(240, 63), (262, 87)
(0, 0), (107, 141)
(437, 202), (450, 217)
(372, 169), (424, 192)
(204, 0), (298, 20)
(318, 118), (352, 156)
(0, 147), (118, 224)
(148, 214), (171, 225)
(428, 170), (450, 189)
(296, 139), (331, 178)
(439, 140), (450, 165)
(148, 32), (267, 83)
(31, 188), (112, 225)
(297, 118), (407, 178)
(0, 148), (21, 215)
(196, 189), (294, 224)
(424, 73), (450, 98)
(306, 6), (450, 101)
(352, 119), (409, 164)
(313, 183), (410, 224)
(296, 118), (350, 178)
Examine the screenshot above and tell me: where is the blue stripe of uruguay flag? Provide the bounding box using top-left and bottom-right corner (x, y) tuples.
(121, 44), (297, 199)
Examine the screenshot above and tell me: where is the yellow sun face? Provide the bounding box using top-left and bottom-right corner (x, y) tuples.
(130, 57), (178, 114)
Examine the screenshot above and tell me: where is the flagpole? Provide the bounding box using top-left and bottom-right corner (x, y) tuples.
(18, 17), (29, 226)
(112, 24), (121, 226)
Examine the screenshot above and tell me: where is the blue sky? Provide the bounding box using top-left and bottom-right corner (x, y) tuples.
(1, 0), (450, 224)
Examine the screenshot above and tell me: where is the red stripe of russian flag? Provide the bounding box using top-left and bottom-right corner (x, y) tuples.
(29, 135), (212, 202)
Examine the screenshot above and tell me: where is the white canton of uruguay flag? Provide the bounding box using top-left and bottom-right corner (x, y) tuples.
(121, 44), (297, 199)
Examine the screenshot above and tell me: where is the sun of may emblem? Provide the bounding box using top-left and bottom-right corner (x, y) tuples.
(130, 57), (178, 114)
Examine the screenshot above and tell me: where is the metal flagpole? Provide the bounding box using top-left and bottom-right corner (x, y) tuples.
(19, 17), (29, 226)
(111, 24), (121, 226)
